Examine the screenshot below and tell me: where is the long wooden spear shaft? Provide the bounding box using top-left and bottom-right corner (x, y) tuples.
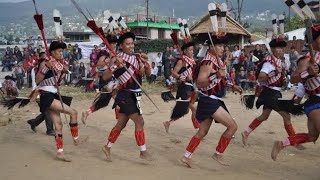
(70, 0), (161, 112)
(305, 19), (315, 64)
(207, 29), (218, 55)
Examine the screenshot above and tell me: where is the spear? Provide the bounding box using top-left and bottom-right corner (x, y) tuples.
(70, 0), (161, 112)
(207, 28), (218, 56)
(32, 0), (49, 56)
(86, 7), (95, 20)
(170, 31), (185, 62)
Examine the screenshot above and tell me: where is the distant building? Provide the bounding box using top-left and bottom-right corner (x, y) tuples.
(63, 31), (157, 43)
(63, 31), (92, 42)
(189, 4), (251, 48)
(63, 14), (180, 42)
(126, 15), (180, 39)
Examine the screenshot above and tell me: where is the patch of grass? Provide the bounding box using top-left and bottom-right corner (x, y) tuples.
(142, 79), (166, 94)
(59, 85), (96, 100)
(60, 81), (167, 100)
(17, 79), (167, 101)
(16, 86), (96, 101)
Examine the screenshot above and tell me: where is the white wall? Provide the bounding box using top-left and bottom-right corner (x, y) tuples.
(150, 28), (159, 40)
(89, 34), (103, 44)
(164, 30), (171, 39)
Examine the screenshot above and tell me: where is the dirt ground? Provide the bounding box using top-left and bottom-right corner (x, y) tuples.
(0, 92), (319, 180)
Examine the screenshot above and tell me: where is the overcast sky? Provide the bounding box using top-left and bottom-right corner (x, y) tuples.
(0, 0), (29, 2)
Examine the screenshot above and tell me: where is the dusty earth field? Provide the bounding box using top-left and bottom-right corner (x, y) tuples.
(0, 90), (319, 180)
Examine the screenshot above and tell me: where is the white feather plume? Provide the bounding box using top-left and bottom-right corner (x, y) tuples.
(177, 18), (186, 38)
(220, 3), (228, 32)
(104, 10), (119, 30)
(103, 10), (110, 18)
(283, 0), (305, 20)
(119, 16), (128, 29)
(53, 9), (62, 38)
(182, 19), (191, 37)
(294, 0), (316, 20)
(279, 14), (285, 34)
(113, 13), (127, 29)
(208, 3), (219, 33)
(271, 14), (278, 35)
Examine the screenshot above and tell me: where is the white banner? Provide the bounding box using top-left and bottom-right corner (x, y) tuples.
(78, 44), (96, 59)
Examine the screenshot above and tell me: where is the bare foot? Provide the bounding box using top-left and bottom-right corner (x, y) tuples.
(294, 144), (307, 150)
(102, 145), (112, 162)
(241, 131), (249, 146)
(140, 151), (153, 161)
(212, 153), (229, 166)
(180, 156), (192, 168)
(73, 136), (89, 146)
(81, 111), (89, 125)
(56, 152), (72, 162)
(163, 121), (170, 133)
(271, 141), (283, 161)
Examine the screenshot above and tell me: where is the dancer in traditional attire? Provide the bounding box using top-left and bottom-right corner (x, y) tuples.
(163, 18), (200, 133)
(180, 3), (242, 167)
(271, 25), (320, 160)
(241, 14), (298, 147)
(81, 34), (120, 124)
(0, 5), (87, 162)
(100, 29), (153, 161)
(35, 41), (87, 161)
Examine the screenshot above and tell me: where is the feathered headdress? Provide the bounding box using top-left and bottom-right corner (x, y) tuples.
(283, 0), (317, 63)
(53, 9), (64, 42)
(269, 13), (287, 48)
(177, 18), (195, 50)
(286, 1), (319, 43)
(104, 10), (132, 44)
(207, 2), (228, 44)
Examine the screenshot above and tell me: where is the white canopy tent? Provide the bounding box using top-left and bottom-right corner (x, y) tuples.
(251, 28), (306, 45)
(284, 28), (306, 40)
